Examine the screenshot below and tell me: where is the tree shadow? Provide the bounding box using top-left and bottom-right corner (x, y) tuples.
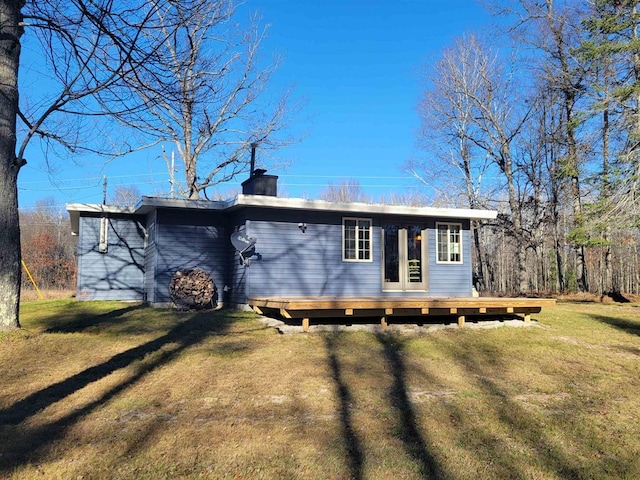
(375, 333), (447, 479)
(438, 339), (584, 479)
(323, 332), (365, 480)
(601, 291), (631, 303)
(75, 217), (145, 301)
(43, 304), (145, 333)
(593, 315), (640, 336)
(0, 310), (237, 475)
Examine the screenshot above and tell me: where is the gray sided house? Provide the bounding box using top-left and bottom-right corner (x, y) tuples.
(67, 188), (497, 307)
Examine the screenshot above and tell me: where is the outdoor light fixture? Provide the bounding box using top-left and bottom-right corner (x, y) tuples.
(298, 222), (307, 233)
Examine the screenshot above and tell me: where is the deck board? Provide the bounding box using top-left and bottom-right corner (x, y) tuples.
(248, 296), (555, 328)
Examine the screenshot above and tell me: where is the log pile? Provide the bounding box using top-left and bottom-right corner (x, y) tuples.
(169, 268), (216, 310)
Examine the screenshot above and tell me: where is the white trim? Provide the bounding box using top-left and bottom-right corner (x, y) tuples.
(381, 225), (428, 291)
(342, 217), (373, 263)
(228, 195), (497, 220)
(435, 222), (463, 264)
(67, 194), (497, 235)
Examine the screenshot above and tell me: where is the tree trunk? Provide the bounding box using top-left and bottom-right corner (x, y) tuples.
(0, 0), (25, 330)
(464, 142), (486, 292)
(602, 107), (613, 293)
(472, 223), (485, 291)
(502, 147), (528, 295)
(554, 236), (565, 292)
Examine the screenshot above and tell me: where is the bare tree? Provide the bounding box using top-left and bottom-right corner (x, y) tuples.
(0, 1), (163, 329)
(416, 34), (535, 293)
(19, 1), (163, 161)
(412, 34), (496, 290)
(319, 180), (370, 203)
(377, 190), (428, 207)
(580, 0), (640, 234)
(109, 185), (142, 208)
(20, 198), (76, 290)
(0, 0), (26, 329)
(97, 0), (293, 200)
(499, 0), (590, 291)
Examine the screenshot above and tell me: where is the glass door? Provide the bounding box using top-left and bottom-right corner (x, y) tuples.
(383, 224), (427, 291)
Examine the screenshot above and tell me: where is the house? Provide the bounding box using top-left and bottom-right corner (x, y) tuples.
(67, 172), (554, 329)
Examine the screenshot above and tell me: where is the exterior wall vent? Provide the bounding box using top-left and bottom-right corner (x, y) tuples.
(98, 216), (109, 253)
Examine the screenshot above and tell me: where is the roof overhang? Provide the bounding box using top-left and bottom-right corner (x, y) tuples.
(66, 203), (137, 236)
(226, 195), (498, 220)
(66, 194), (498, 235)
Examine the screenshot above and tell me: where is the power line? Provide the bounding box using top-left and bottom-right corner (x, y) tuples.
(18, 171), (167, 185)
(280, 182), (423, 188)
(279, 174), (415, 179)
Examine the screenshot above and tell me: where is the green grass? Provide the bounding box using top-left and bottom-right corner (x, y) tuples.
(1, 299), (639, 479)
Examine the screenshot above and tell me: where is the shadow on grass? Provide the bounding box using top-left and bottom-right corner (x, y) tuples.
(323, 333), (365, 480)
(593, 315), (640, 336)
(601, 291), (631, 303)
(0, 309), (238, 475)
(440, 340), (584, 479)
(375, 333), (448, 480)
(43, 304), (146, 333)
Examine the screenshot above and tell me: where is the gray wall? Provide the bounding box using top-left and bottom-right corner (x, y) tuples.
(144, 211), (157, 303)
(227, 210), (248, 305)
(244, 210), (473, 299)
(246, 215), (379, 298)
(153, 209), (229, 304)
(427, 220), (472, 296)
(75, 206), (474, 304)
(77, 215), (146, 301)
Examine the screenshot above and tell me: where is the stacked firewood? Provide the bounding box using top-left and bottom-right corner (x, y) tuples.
(169, 268), (216, 309)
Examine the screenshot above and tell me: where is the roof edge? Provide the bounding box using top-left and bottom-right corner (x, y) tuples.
(228, 194), (498, 220)
(65, 203), (138, 236)
(66, 195), (498, 234)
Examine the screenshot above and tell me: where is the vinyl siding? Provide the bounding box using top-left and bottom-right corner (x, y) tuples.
(427, 220), (473, 296)
(246, 212), (473, 299)
(76, 215), (145, 301)
(74, 205), (476, 304)
(245, 210), (381, 298)
(144, 211), (157, 303)
(227, 211), (248, 305)
(153, 209), (229, 304)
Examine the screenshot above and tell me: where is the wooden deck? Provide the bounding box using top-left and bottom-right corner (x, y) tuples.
(248, 296), (556, 332)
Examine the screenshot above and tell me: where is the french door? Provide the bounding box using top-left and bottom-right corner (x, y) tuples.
(382, 224), (427, 291)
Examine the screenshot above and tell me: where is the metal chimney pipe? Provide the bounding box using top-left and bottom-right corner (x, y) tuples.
(250, 143), (257, 177)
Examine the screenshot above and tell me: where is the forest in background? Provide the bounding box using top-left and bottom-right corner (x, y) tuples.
(20, 201), (76, 293)
(411, 0), (640, 296)
(19, 0), (640, 297)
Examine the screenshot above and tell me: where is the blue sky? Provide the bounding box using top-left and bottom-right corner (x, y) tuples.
(18, 0), (492, 211)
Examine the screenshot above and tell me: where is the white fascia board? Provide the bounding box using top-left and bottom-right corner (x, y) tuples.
(229, 194), (498, 220)
(135, 196), (228, 214)
(66, 203), (137, 214)
(65, 203), (137, 235)
(66, 195), (497, 235)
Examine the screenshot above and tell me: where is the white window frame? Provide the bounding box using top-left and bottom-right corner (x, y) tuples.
(436, 222), (463, 264)
(342, 217), (373, 262)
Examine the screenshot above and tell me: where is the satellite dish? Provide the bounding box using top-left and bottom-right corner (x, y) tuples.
(230, 231), (256, 252)
(230, 231), (257, 266)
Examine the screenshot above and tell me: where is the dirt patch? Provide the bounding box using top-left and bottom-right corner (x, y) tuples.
(408, 390), (456, 403)
(512, 392), (570, 413)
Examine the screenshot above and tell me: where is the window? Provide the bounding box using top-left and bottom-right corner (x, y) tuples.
(343, 218), (372, 261)
(436, 222), (462, 263)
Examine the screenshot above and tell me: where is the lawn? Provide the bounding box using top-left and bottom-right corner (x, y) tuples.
(1, 299), (639, 479)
